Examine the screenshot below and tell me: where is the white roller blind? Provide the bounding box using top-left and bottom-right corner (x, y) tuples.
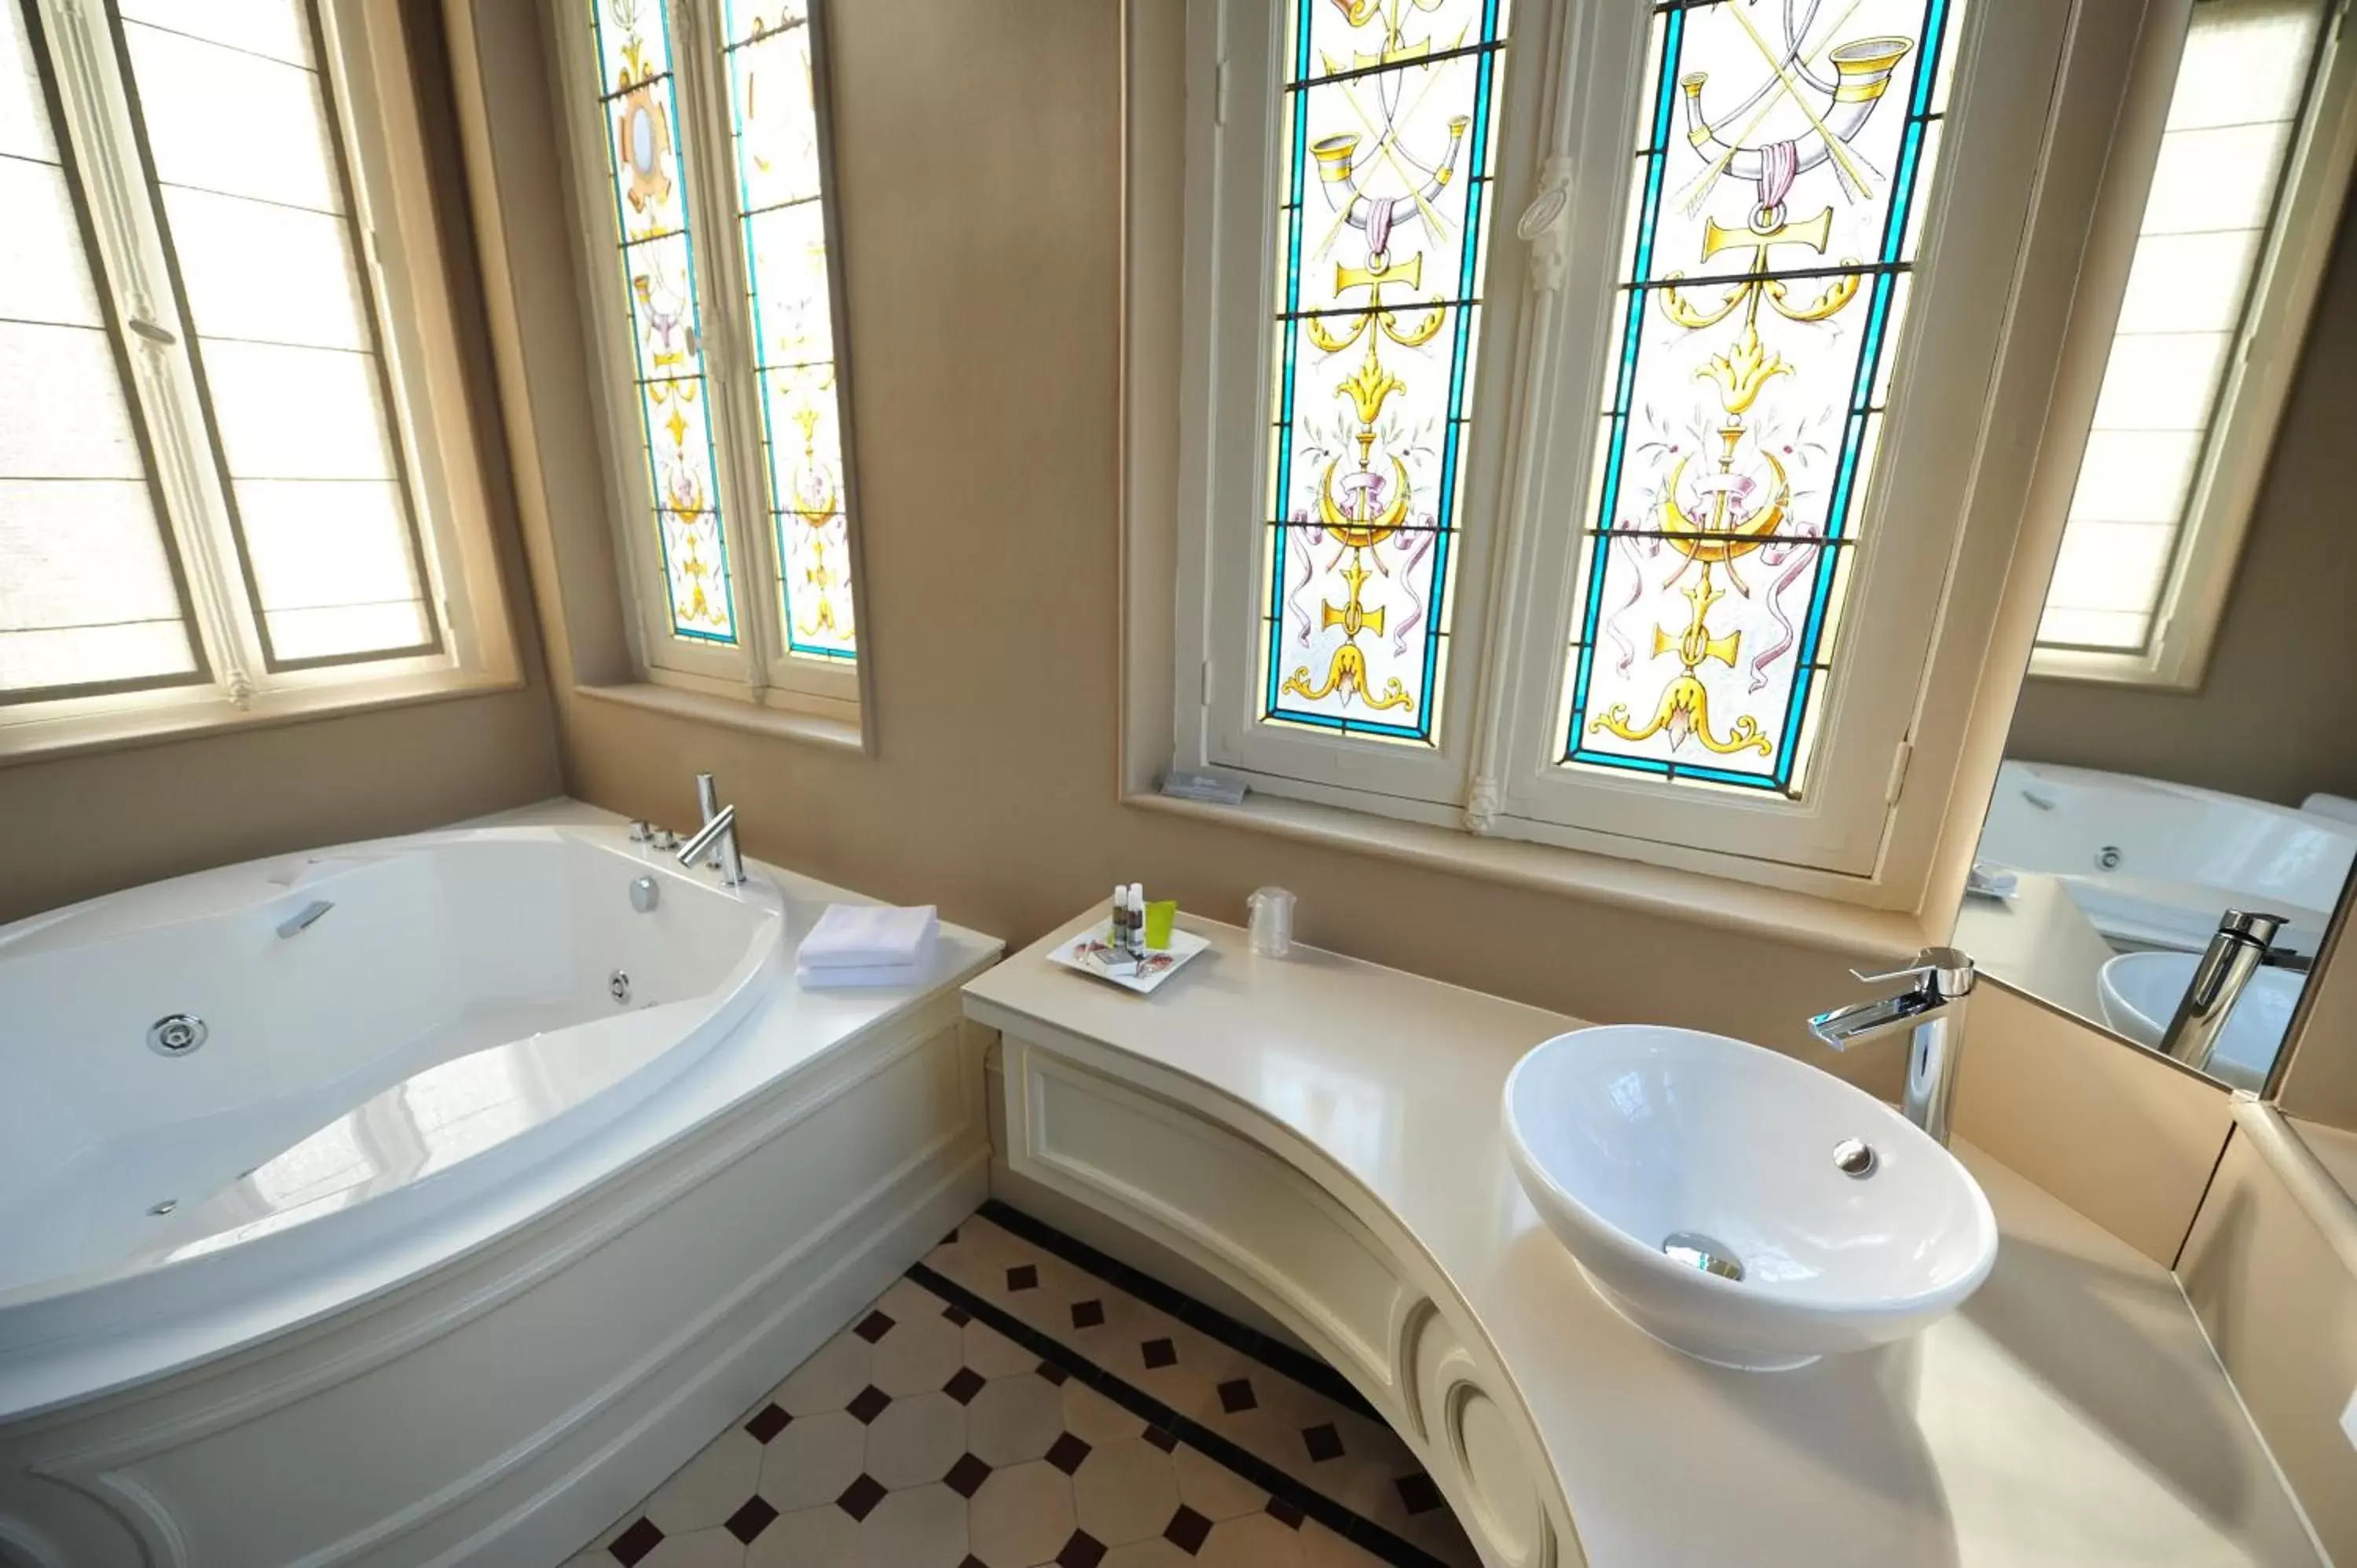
(0, 0), (196, 700)
(2036, 0), (2326, 654)
(117, 0), (434, 666)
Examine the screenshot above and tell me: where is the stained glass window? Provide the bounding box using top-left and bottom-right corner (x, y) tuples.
(1257, 0), (1509, 746)
(589, 0), (736, 644)
(1560, 0), (1966, 797)
(721, 0), (856, 661)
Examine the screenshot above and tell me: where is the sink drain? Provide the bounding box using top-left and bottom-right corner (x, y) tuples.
(1662, 1231), (1744, 1282)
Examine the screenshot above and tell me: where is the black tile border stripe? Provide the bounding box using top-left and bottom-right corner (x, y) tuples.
(905, 1262), (1450, 1568)
(977, 1199), (1380, 1420)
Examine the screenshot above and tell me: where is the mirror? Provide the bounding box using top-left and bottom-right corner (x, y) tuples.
(1956, 0), (2357, 1090)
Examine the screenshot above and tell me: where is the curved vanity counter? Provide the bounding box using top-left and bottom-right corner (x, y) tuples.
(963, 911), (2321, 1568)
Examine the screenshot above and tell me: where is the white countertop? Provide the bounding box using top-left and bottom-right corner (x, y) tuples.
(1952, 870), (2118, 1024)
(966, 910), (2319, 1568)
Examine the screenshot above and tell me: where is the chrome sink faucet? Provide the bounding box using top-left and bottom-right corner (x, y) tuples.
(1809, 947), (1978, 1147)
(675, 771), (747, 888)
(2160, 910), (2286, 1075)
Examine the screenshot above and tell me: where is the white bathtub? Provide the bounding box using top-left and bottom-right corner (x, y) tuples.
(0, 804), (1000, 1568)
(0, 824), (782, 1313)
(1974, 759), (2355, 955)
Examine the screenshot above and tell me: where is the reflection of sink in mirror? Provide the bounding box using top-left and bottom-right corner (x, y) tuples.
(1975, 760), (2352, 954)
(2095, 951), (2303, 1093)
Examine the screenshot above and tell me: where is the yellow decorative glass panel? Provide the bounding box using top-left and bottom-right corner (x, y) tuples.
(1560, 0), (1968, 797)
(1255, 0), (1511, 746)
(724, 1), (856, 662)
(590, 0), (739, 644)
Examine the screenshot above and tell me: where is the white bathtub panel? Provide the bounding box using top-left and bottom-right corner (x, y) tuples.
(0, 1013), (989, 1568)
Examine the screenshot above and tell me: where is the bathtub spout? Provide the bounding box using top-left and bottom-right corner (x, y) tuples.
(276, 899), (335, 939)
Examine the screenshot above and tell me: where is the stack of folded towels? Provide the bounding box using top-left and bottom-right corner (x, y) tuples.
(797, 903), (938, 989)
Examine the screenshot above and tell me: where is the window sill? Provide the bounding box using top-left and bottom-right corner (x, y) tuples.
(571, 680), (866, 754)
(0, 668), (526, 771)
(1126, 788), (1936, 962)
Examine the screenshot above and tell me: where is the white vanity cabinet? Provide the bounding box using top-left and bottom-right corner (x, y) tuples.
(963, 910), (2325, 1568)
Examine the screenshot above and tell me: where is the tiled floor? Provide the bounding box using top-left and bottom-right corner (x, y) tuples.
(571, 1203), (1480, 1568)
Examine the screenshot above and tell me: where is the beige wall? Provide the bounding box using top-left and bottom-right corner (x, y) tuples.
(2003, 199), (2357, 809)
(471, 0), (2262, 1256)
(2179, 1110), (2357, 1560)
(0, 0), (562, 927)
(493, 0), (1890, 1070)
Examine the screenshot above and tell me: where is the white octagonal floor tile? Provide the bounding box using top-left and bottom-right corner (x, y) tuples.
(866, 1390), (966, 1489)
(1072, 1435), (1182, 1548)
(643, 1428), (763, 1536)
(757, 1408), (865, 1512)
(966, 1370), (1063, 1467)
(969, 1457), (1076, 1568)
(860, 1480), (967, 1568)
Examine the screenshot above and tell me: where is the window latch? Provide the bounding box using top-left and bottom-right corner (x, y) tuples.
(127, 317), (178, 347)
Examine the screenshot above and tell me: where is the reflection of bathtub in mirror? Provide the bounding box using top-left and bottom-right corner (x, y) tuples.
(1973, 760), (2355, 956)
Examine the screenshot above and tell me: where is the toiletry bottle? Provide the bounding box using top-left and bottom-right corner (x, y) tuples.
(1129, 884), (1146, 955)
(1111, 885), (1128, 951)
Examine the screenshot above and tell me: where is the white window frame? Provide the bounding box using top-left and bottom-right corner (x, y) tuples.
(552, 0), (867, 730)
(1171, 0), (2165, 903)
(0, 0), (522, 764)
(2030, 0), (2357, 691)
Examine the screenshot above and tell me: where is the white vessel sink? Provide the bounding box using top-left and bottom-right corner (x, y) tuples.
(1503, 1025), (1998, 1372)
(2097, 949), (2299, 1092)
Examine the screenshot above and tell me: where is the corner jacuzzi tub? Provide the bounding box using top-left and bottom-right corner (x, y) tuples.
(0, 825), (781, 1322)
(0, 808), (996, 1568)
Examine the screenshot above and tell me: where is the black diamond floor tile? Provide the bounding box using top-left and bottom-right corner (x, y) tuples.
(836, 1472), (888, 1522)
(1164, 1504), (1213, 1553)
(1046, 1431), (1091, 1475)
(724, 1494), (778, 1544)
(944, 1451), (992, 1498)
(606, 1517), (662, 1566)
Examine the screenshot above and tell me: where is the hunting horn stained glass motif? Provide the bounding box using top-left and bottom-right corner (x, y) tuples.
(1258, 0), (1510, 747)
(721, 0), (856, 661)
(1561, 0), (1965, 796)
(591, 0), (736, 644)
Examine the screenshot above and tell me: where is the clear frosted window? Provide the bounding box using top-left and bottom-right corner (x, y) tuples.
(2036, 0), (2326, 656)
(0, 1), (196, 699)
(119, 2), (435, 667)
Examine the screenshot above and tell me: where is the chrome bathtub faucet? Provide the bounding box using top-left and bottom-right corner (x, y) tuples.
(676, 771), (746, 888)
(1809, 947), (1977, 1148)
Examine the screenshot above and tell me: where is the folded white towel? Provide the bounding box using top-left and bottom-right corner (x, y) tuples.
(797, 961), (920, 990)
(798, 903), (937, 970)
